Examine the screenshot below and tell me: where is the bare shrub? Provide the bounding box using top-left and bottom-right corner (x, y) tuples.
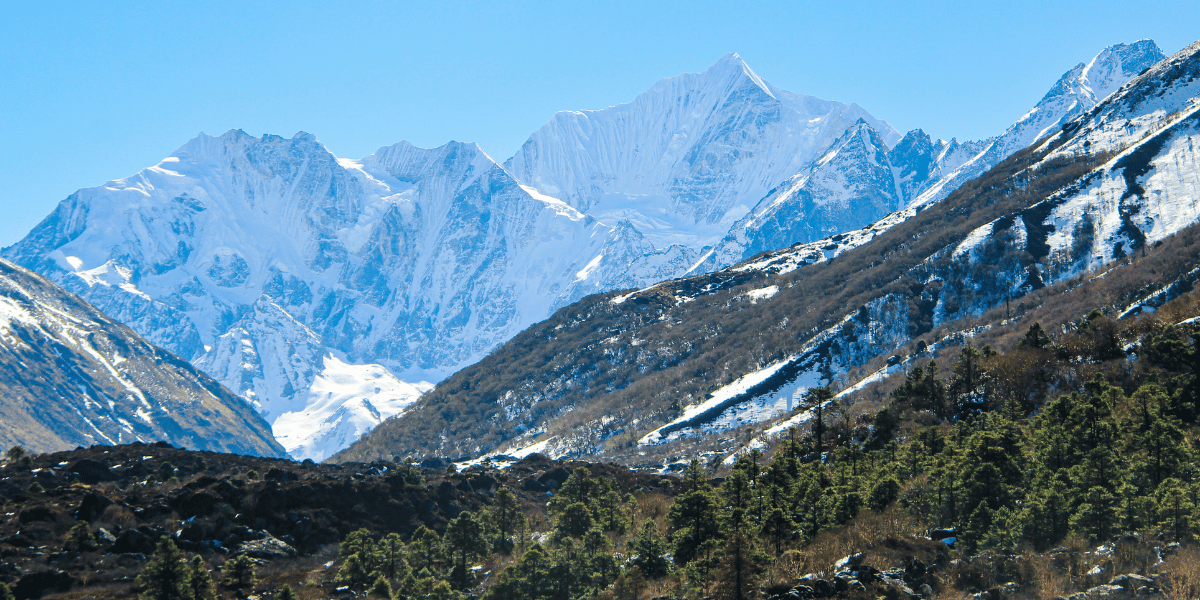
(1160, 546), (1200, 600)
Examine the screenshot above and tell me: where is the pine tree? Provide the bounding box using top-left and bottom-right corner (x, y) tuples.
(335, 552), (372, 589)
(949, 343), (987, 412)
(378, 532), (410, 582)
(223, 554), (257, 590)
(370, 574), (394, 598)
(429, 580), (460, 600)
(667, 459), (721, 567)
(799, 387), (835, 454)
(0, 582), (14, 600)
(759, 507), (794, 557)
(867, 477), (900, 512)
(480, 486), (526, 554)
(277, 585), (299, 600)
(1019, 322), (1052, 349)
(136, 536), (193, 600)
(187, 556), (216, 600)
(632, 520), (671, 579)
(714, 533), (763, 600)
(553, 502), (595, 541)
(444, 512), (488, 590)
(406, 525), (444, 574)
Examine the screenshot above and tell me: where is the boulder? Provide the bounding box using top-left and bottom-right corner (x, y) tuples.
(73, 493), (112, 522)
(264, 467), (298, 482)
(1108, 573), (1153, 590)
(174, 491), (222, 519)
(68, 460), (114, 484)
(110, 529), (155, 554)
(16, 507), (53, 524)
(236, 533), (296, 559)
(833, 552), (865, 571)
(10, 569), (75, 599)
(1083, 584), (1126, 598)
(880, 575), (919, 599)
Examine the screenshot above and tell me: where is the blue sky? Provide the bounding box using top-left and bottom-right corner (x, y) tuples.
(1, 1), (1197, 246)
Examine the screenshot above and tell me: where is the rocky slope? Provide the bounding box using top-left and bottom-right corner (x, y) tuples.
(0, 258), (284, 457)
(334, 39), (1200, 465)
(0, 442), (667, 600)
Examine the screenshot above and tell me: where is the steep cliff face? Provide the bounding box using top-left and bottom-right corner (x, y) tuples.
(0, 258), (285, 457)
(503, 53), (902, 249)
(693, 120), (907, 270)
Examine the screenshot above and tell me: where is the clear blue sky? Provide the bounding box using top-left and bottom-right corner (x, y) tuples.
(2, 1), (1197, 246)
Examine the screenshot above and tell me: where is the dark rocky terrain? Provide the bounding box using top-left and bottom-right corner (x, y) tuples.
(0, 442), (668, 599)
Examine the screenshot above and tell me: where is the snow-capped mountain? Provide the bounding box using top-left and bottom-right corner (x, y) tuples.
(0, 258), (285, 457)
(504, 53), (902, 249)
(913, 40), (1165, 206)
(4, 133), (647, 459)
(689, 41), (1167, 270)
(691, 119), (907, 271)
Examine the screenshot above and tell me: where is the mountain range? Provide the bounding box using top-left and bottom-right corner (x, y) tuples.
(2, 40), (1171, 461)
(334, 38), (1200, 465)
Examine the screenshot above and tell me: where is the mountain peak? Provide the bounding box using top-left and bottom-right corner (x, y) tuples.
(700, 51), (771, 95)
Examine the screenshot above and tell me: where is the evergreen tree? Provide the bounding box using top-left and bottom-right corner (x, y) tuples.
(187, 556), (216, 600)
(714, 533), (763, 600)
(0, 582), (13, 600)
(949, 343), (988, 412)
(406, 525), (444, 574)
(1155, 478), (1196, 541)
(277, 585), (299, 600)
(890, 361), (947, 418)
(136, 536), (193, 600)
(632, 520), (671, 579)
(799, 387), (835, 454)
(867, 477), (900, 513)
(444, 512), (488, 590)
(336, 552), (373, 589)
(1019, 322), (1052, 349)
(370, 574), (394, 598)
(379, 532), (410, 582)
(485, 544), (551, 600)
(429, 580), (461, 600)
(223, 554), (257, 590)
(759, 507), (794, 557)
(480, 486), (526, 554)
(554, 502), (595, 541)
(667, 460), (721, 567)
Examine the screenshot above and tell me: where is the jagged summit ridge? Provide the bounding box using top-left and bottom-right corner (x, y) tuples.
(503, 53), (901, 249)
(912, 40), (1166, 206)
